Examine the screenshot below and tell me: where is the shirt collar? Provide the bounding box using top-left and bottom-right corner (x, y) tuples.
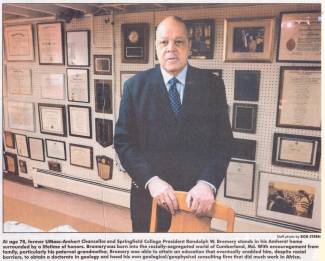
(160, 64), (188, 86)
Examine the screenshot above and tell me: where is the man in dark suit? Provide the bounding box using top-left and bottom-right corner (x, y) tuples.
(114, 16), (233, 232)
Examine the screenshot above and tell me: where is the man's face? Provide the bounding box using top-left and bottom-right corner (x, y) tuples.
(155, 18), (189, 76)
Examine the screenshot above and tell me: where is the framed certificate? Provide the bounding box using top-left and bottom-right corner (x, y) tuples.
(19, 160), (28, 174)
(94, 79), (112, 114)
(272, 133), (321, 171)
(37, 22), (64, 65)
(68, 105), (92, 138)
(276, 67), (321, 130)
(224, 160), (255, 201)
(7, 68), (32, 96)
(4, 152), (18, 175)
(15, 134), (29, 158)
(234, 70), (260, 101)
(70, 144), (93, 169)
(277, 12), (321, 62)
(66, 30), (90, 67)
(40, 73), (65, 100)
(28, 137), (45, 162)
(4, 24), (34, 61)
(4, 131), (15, 149)
(93, 55), (112, 75)
(120, 71), (137, 96)
(224, 17), (275, 62)
(232, 138), (256, 161)
(8, 101), (35, 132)
(95, 118), (113, 147)
(48, 161), (61, 172)
(38, 103), (67, 137)
(257, 171), (321, 230)
(67, 69), (89, 103)
(232, 103), (258, 133)
(96, 155), (113, 180)
(45, 139), (66, 160)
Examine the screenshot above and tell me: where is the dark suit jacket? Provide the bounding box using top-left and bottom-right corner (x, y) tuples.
(114, 65), (233, 192)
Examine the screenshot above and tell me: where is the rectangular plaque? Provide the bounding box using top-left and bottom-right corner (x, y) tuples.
(96, 155), (113, 180)
(46, 139), (66, 160)
(67, 30), (90, 67)
(4, 152), (18, 175)
(68, 105), (92, 138)
(95, 118), (113, 147)
(4, 131), (15, 149)
(94, 55), (112, 75)
(28, 137), (45, 162)
(67, 69), (89, 103)
(232, 138), (256, 161)
(232, 103), (258, 133)
(40, 73), (65, 100)
(234, 70), (260, 101)
(8, 101), (35, 132)
(70, 144), (93, 169)
(95, 79), (112, 114)
(7, 68), (32, 96)
(15, 134), (29, 158)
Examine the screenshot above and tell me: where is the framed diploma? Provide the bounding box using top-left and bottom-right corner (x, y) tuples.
(232, 138), (256, 161)
(272, 133), (320, 171)
(223, 17), (275, 62)
(94, 79), (112, 114)
(257, 171), (321, 230)
(4, 24), (34, 61)
(234, 70), (260, 101)
(48, 161), (61, 172)
(45, 139), (66, 160)
(66, 30), (90, 67)
(277, 12), (321, 62)
(96, 155), (113, 181)
(38, 103), (67, 137)
(68, 105), (92, 138)
(121, 23), (149, 63)
(19, 160), (28, 174)
(40, 73), (65, 100)
(4, 152), (18, 175)
(69, 144), (93, 169)
(37, 22), (64, 65)
(232, 103), (258, 133)
(95, 118), (113, 147)
(15, 134), (29, 158)
(93, 55), (112, 75)
(120, 71), (137, 96)
(28, 137), (45, 162)
(8, 101), (35, 132)
(67, 69), (89, 103)
(276, 67), (321, 130)
(4, 131), (15, 149)
(224, 160), (255, 201)
(7, 68), (32, 96)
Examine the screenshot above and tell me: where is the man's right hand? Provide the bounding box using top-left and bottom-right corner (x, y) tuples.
(148, 177), (178, 215)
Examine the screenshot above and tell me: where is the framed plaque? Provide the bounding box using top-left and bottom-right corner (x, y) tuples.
(272, 133), (320, 171)
(67, 69), (89, 103)
(19, 160), (28, 174)
(8, 101), (35, 132)
(121, 23), (149, 63)
(224, 17), (275, 62)
(277, 12), (321, 62)
(28, 137), (45, 162)
(232, 138), (256, 161)
(37, 22), (64, 65)
(93, 55), (112, 75)
(95, 118), (113, 147)
(40, 73), (65, 100)
(4, 152), (18, 175)
(4, 131), (15, 149)
(234, 70), (260, 101)
(257, 171), (321, 230)
(232, 103), (258, 133)
(120, 71), (137, 96)
(38, 103), (67, 137)
(185, 19), (215, 59)
(66, 30), (90, 67)
(224, 160), (255, 201)
(276, 67), (320, 130)
(48, 161), (61, 172)
(94, 79), (112, 114)
(7, 68), (32, 96)
(46, 139), (66, 160)
(15, 134), (29, 158)
(70, 144), (93, 169)
(4, 24), (34, 61)
(96, 155), (113, 181)
(68, 105), (92, 138)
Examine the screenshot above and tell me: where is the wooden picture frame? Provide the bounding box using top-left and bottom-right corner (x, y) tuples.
(67, 68), (89, 103)
(15, 134), (29, 158)
(232, 103), (258, 133)
(4, 152), (18, 175)
(69, 144), (93, 169)
(4, 131), (16, 149)
(45, 139), (66, 160)
(66, 30), (90, 67)
(28, 137), (45, 162)
(68, 105), (92, 138)
(93, 55), (112, 75)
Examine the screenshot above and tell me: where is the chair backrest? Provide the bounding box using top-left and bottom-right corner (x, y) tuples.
(150, 191), (235, 232)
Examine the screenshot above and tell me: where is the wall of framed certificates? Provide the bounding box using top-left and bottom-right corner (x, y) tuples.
(3, 3), (321, 232)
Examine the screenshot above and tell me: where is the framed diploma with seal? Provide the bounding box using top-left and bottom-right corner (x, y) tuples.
(7, 68), (32, 96)
(120, 71), (138, 96)
(95, 118), (113, 147)
(48, 161), (61, 172)
(4, 24), (34, 61)
(28, 137), (45, 162)
(19, 160), (28, 174)
(38, 103), (67, 137)
(4, 131), (15, 149)
(277, 12), (321, 62)
(70, 144), (93, 169)
(232, 103), (258, 134)
(45, 139), (66, 160)
(8, 101), (35, 132)
(66, 30), (90, 67)
(93, 55), (112, 75)
(95, 79), (112, 114)
(272, 133), (321, 171)
(67, 69), (89, 103)
(96, 155), (113, 181)
(15, 134), (29, 158)
(37, 22), (64, 65)
(276, 67), (320, 130)
(121, 23), (149, 63)
(68, 105), (92, 138)
(40, 73), (65, 100)
(4, 152), (18, 175)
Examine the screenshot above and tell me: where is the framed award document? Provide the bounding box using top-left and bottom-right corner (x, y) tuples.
(28, 137), (45, 162)
(67, 69), (89, 103)
(120, 71), (137, 96)
(37, 22), (64, 65)
(66, 30), (90, 67)
(68, 105), (92, 138)
(70, 144), (93, 169)
(95, 118), (113, 147)
(4, 131), (15, 149)
(224, 17), (275, 62)
(94, 79), (112, 114)
(96, 155), (113, 180)
(276, 67), (320, 130)
(19, 160), (28, 174)
(4, 152), (18, 175)
(8, 101), (35, 132)
(277, 12), (321, 62)
(234, 70), (260, 101)
(46, 139), (66, 160)
(15, 134), (29, 158)
(7, 68), (32, 96)
(93, 55), (112, 75)
(38, 103), (67, 137)
(4, 24), (34, 61)
(40, 73), (65, 100)
(232, 103), (258, 133)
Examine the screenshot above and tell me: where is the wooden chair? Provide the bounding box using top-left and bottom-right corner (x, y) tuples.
(150, 191), (235, 232)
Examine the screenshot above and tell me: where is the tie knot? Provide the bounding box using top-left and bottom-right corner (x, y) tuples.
(168, 77), (178, 86)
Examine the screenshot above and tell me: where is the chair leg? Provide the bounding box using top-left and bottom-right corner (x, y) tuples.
(149, 199), (158, 232)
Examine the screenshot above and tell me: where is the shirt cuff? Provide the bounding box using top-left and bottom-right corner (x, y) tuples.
(197, 180), (216, 193)
(145, 176), (159, 189)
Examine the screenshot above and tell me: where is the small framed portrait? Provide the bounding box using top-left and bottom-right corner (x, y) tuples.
(19, 160), (28, 174)
(4, 131), (15, 149)
(4, 152), (18, 175)
(93, 55), (112, 75)
(120, 71), (138, 96)
(232, 103), (258, 134)
(28, 137), (45, 162)
(70, 144), (93, 169)
(234, 70), (260, 101)
(66, 30), (90, 67)
(15, 134), (29, 158)
(224, 17), (275, 62)
(45, 139), (66, 161)
(48, 161), (61, 172)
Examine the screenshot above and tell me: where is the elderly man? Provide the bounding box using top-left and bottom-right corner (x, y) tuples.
(114, 16), (233, 232)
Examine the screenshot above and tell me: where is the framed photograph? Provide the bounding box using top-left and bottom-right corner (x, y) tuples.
(272, 133), (321, 171)
(40, 73), (65, 100)
(67, 69), (89, 103)
(8, 101), (35, 132)
(4, 24), (34, 61)
(207, 69), (222, 79)
(94, 79), (112, 114)
(93, 55), (112, 75)
(15, 134), (29, 158)
(45, 139), (66, 160)
(257, 171), (321, 230)
(96, 155), (113, 180)
(223, 17), (275, 62)
(28, 137), (45, 162)
(19, 160), (27, 174)
(276, 67), (320, 130)
(4, 152), (18, 175)
(7, 68), (32, 96)
(121, 23), (149, 63)
(232, 138), (256, 161)
(232, 103), (258, 133)
(48, 161), (61, 172)
(234, 70), (260, 101)
(38, 103), (67, 137)
(69, 144), (93, 169)
(95, 118), (113, 147)
(4, 131), (15, 149)
(37, 22), (64, 65)
(277, 12), (321, 62)
(186, 19), (215, 59)
(68, 105), (92, 138)
(224, 160), (255, 201)
(120, 71), (138, 96)
(66, 30), (90, 67)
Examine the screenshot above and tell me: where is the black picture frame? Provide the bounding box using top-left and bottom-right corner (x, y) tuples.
(68, 105), (92, 139)
(234, 70), (260, 101)
(96, 155), (113, 181)
(28, 137), (45, 162)
(94, 79), (112, 114)
(232, 103), (258, 133)
(69, 143), (93, 169)
(95, 118), (113, 147)
(66, 68), (90, 103)
(45, 139), (66, 161)
(66, 30), (90, 67)
(232, 138), (256, 161)
(93, 55), (112, 75)
(15, 134), (30, 158)
(19, 160), (28, 174)
(48, 161), (61, 172)
(4, 152), (18, 175)
(4, 131), (15, 149)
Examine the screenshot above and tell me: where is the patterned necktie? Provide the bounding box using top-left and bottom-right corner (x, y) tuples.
(168, 77), (182, 117)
